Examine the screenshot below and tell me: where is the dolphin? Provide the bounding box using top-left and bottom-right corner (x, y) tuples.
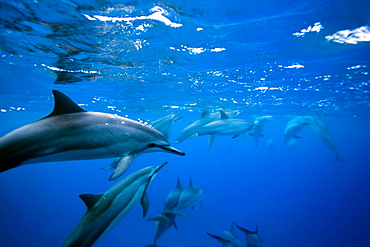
(163, 177), (185, 210)
(150, 113), (182, 139)
(249, 116), (271, 146)
(176, 178), (205, 210)
(175, 110), (240, 143)
(0, 90), (185, 180)
(196, 111), (254, 150)
(309, 117), (343, 161)
(284, 116), (313, 144)
(147, 209), (188, 247)
(235, 224), (264, 247)
(63, 162), (168, 247)
(206, 223), (243, 247)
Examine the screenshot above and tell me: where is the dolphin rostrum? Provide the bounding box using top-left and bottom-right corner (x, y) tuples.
(63, 162), (168, 247)
(0, 90), (185, 180)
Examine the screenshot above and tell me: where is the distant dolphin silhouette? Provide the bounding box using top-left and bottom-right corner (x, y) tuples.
(176, 178), (205, 210)
(309, 117), (343, 161)
(0, 90), (185, 180)
(163, 177), (185, 210)
(235, 224), (264, 247)
(206, 222), (243, 247)
(63, 162), (168, 247)
(175, 110), (240, 143)
(284, 116), (312, 144)
(250, 116), (271, 146)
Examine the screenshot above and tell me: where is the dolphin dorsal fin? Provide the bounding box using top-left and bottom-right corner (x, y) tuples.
(201, 110), (210, 118)
(176, 177), (183, 189)
(45, 90), (86, 118)
(219, 110), (229, 119)
(79, 193), (103, 209)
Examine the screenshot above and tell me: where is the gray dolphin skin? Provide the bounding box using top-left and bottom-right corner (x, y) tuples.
(150, 113), (182, 139)
(250, 116), (271, 146)
(0, 90), (185, 180)
(206, 223), (243, 247)
(176, 178), (205, 210)
(63, 162), (167, 247)
(235, 224), (264, 247)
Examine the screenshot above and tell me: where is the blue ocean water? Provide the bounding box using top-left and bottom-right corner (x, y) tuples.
(0, 0), (370, 246)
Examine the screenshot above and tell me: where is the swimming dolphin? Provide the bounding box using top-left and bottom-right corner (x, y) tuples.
(175, 110), (240, 143)
(249, 116), (271, 146)
(206, 223), (243, 247)
(163, 177), (184, 210)
(63, 162), (168, 247)
(196, 111), (254, 149)
(308, 117), (343, 161)
(284, 116), (313, 144)
(176, 178), (205, 210)
(235, 224), (264, 247)
(147, 209), (188, 247)
(150, 113), (182, 139)
(0, 90), (185, 180)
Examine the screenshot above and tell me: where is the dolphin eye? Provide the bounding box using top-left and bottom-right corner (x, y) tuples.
(148, 143), (157, 148)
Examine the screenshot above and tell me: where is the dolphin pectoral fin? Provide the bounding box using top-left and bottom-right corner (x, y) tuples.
(79, 193), (103, 209)
(232, 134), (240, 139)
(200, 200), (204, 210)
(101, 158), (120, 171)
(141, 191), (150, 218)
(173, 222), (178, 231)
(208, 135), (216, 151)
(206, 231), (230, 245)
(244, 133), (249, 141)
(108, 155), (134, 181)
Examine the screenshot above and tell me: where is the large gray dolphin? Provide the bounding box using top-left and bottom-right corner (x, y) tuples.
(235, 224), (264, 247)
(309, 117), (343, 161)
(176, 178), (205, 210)
(0, 90), (185, 180)
(150, 113), (182, 139)
(63, 162), (167, 247)
(175, 110), (240, 143)
(206, 223), (243, 247)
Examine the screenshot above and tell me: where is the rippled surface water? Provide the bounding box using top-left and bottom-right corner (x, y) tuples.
(0, 0), (370, 246)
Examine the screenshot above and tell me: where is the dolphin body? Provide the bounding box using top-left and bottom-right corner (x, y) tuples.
(284, 116), (313, 144)
(176, 178), (205, 210)
(196, 111), (254, 150)
(309, 117), (343, 161)
(163, 177), (184, 210)
(175, 110), (240, 143)
(235, 224), (264, 247)
(150, 113), (182, 139)
(206, 223), (243, 247)
(249, 116), (271, 146)
(0, 90), (185, 180)
(63, 162), (167, 247)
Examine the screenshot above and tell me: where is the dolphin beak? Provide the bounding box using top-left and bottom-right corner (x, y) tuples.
(157, 145), (185, 156)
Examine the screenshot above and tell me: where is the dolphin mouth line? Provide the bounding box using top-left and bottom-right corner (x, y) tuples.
(157, 145), (185, 156)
